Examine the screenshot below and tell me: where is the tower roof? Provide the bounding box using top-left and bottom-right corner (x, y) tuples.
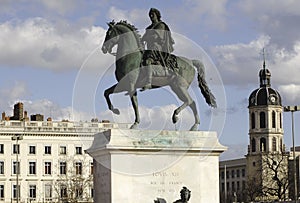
(248, 61), (282, 107)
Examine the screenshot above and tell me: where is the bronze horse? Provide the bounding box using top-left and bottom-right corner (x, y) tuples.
(101, 20), (216, 130)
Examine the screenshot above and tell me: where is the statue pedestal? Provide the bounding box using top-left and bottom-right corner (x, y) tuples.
(86, 129), (226, 203)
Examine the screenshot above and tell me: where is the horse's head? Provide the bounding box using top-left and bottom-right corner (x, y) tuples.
(102, 21), (119, 54)
(102, 20), (143, 55)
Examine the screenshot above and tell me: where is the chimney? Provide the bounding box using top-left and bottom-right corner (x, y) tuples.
(2, 112), (5, 120)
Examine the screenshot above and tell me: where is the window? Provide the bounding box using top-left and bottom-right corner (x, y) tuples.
(272, 111), (276, 128)
(232, 182), (235, 191)
(13, 185), (20, 199)
(221, 171), (224, 179)
(75, 187), (83, 198)
(60, 185), (67, 198)
(13, 144), (20, 154)
(29, 185), (36, 198)
(237, 181), (240, 191)
(91, 188), (94, 198)
(0, 144), (3, 154)
(242, 169), (245, 177)
(45, 184), (52, 199)
(60, 162), (67, 175)
(29, 162), (36, 175)
(29, 146), (36, 154)
(226, 170), (229, 179)
(75, 162), (82, 175)
(280, 113), (282, 128)
(251, 138), (256, 152)
(272, 137), (277, 151)
(75, 147), (82, 155)
(45, 146), (51, 154)
(44, 162), (51, 175)
(260, 138), (266, 152)
(231, 170), (235, 178)
(236, 169), (240, 178)
(0, 185), (4, 199)
(0, 161), (4, 174)
(60, 146), (67, 155)
(221, 183), (225, 192)
(260, 112), (266, 128)
(251, 112), (255, 129)
(242, 181), (246, 190)
(13, 161), (20, 174)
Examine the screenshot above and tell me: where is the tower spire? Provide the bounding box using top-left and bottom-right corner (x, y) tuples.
(263, 48), (266, 70)
(259, 48), (271, 87)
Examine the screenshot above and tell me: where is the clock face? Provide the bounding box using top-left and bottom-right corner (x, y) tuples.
(269, 95), (277, 103)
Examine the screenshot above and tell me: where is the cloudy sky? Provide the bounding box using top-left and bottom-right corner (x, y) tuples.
(1, 0), (300, 159)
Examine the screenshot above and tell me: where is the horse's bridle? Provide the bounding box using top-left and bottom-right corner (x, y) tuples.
(104, 24), (144, 57)
(104, 25), (119, 56)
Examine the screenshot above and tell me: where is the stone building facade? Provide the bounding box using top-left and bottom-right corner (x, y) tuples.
(0, 116), (129, 202)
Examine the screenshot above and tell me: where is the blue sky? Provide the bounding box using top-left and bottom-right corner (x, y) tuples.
(1, 0), (300, 159)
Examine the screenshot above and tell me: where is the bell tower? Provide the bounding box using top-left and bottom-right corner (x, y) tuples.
(246, 59), (288, 200)
(248, 60), (283, 155)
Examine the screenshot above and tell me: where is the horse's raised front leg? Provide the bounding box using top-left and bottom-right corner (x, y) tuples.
(130, 92), (140, 129)
(104, 84), (120, 115)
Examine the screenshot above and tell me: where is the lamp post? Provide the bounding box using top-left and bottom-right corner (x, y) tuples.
(284, 105), (300, 202)
(11, 134), (23, 203)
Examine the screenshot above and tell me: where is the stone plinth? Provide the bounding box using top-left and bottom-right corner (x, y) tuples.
(86, 129), (226, 203)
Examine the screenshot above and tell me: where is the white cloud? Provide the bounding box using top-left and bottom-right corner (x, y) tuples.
(0, 18), (110, 72)
(107, 7), (148, 29)
(4, 99), (92, 122)
(210, 35), (300, 88)
(0, 81), (30, 112)
(238, 0), (300, 49)
(210, 35), (270, 85)
(0, 81), (29, 101)
(278, 84), (300, 105)
(0, 82), (93, 121)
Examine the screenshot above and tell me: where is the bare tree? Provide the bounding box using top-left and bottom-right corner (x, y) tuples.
(245, 176), (263, 201)
(261, 151), (290, 201)
(52, 156), (93, 203)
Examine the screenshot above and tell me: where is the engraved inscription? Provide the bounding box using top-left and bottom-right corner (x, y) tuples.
(151, 171), (183, 194)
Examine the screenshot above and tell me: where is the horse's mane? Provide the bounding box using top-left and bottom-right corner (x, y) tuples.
(109, 20), (144, 50)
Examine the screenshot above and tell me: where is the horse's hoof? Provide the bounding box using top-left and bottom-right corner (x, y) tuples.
(112, 108), (120, 115)
(172, 114), (179, 124)
(189, 124), (199, 131)
(130, 123), (138, 129)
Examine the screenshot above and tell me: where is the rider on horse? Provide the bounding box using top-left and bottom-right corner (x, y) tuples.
(141, 8), (176, 91)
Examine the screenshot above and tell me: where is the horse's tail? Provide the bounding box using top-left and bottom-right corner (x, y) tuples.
(192, 60), (217, 108)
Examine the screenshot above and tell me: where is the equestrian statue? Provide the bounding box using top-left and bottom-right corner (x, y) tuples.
(101, 8), (216, 131)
